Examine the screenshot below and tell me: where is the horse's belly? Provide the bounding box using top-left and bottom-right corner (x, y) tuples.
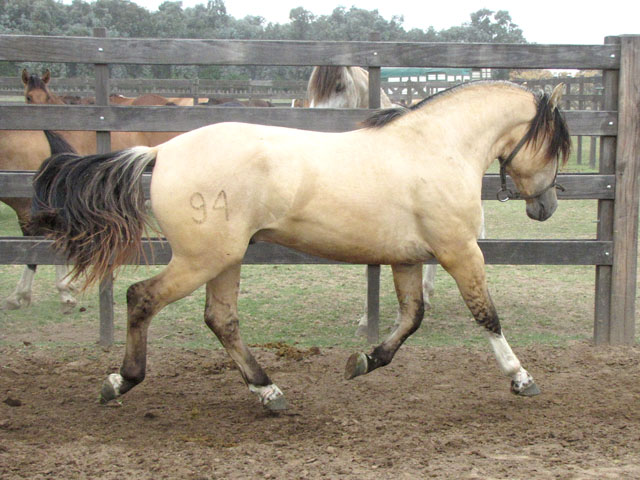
(254, 224), (434, 265)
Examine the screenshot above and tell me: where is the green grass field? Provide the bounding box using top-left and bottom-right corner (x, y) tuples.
(1, 137), (637, 350)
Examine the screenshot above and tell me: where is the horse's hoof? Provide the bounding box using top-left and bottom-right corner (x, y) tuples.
(265, 394), (289, 412)
(100, 373), (124, 404)
(61, 301), (77, 315)
(511, 380), (541, 397)
(1, 301), (20, 311)
(344, 352), (368, 380)
(249, 384), (288, 411)
(2, 297), (27, 310)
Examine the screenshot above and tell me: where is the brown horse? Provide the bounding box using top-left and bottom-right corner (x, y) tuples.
(31, 81), (570, 411)
(21, 69), (180, 153)
(0, 129), (78, 312)
(205, 97), (274, 107)
(108, 93), (197, 106)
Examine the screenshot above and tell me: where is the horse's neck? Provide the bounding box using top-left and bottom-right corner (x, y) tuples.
(349, 67), (371, 108)
(42, 88), (65, 105)
(408, 85), (535, 173)
(350, 67), (392, 108)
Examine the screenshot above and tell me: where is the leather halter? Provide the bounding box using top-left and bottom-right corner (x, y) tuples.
(496, 135), (564, 202)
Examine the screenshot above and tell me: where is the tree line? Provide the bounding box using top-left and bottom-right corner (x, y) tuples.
(0, 0), (527, 79)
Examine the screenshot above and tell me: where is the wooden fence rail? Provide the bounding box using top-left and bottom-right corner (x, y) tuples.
(0, 32), (638, 346)
(0, 75), (605, 108)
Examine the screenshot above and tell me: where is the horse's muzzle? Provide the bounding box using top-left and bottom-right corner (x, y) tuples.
(525, 191), (557, 221)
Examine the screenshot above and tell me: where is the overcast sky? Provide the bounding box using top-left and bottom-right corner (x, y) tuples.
(124, 0), (637, 45)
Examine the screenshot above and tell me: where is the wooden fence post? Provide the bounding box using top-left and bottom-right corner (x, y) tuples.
(593, 36), (619, 344)
(609, 35), (640, 344)
(366, 32), (382, 344)
(93, 27), (115, 347)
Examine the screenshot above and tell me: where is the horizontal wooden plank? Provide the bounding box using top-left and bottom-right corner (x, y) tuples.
(0, 105), (367, 133)
(0, 36), (620, 70)
(0, 105), (618, 136)
(0, 172), (615, 200)
(0, 237), (613, 266)
(481, 174), (615, 200)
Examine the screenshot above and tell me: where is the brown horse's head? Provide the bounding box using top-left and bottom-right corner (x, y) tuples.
(21, 69), (60, 105)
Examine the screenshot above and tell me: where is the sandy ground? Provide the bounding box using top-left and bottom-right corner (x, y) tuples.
(1, 341), (640, 479)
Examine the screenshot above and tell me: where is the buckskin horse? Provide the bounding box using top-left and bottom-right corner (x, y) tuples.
(30, 81), (570, 411)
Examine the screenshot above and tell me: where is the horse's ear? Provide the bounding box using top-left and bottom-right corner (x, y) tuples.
(21, 68), (29, 86)
(549, 83), (564, 110)
(42, 69), (51, 84)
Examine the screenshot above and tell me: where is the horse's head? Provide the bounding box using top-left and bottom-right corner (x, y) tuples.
(307, 66), (364, 108)
(21, 68), (57, 104)
(498, 84), (571, 221)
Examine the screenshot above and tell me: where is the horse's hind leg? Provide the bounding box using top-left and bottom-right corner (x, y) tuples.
(55, 264), (77, 314)
(442, 242), (539, 396)
(100, 257), (216, 403)
(2, 207), (36, 310)
(204, 263), (287, 411)
(357, 262), (435, 337)
(422, 263), (436, 309)
(346, 264), (424, 379)
(2, 265), (36, 310)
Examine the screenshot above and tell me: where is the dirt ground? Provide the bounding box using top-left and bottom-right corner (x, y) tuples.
(1, 341), (640, 479)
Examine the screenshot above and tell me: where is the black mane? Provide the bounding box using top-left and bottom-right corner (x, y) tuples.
(360, 81), (474, 128)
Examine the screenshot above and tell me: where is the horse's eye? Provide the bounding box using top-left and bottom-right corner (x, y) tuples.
(26, 96), (32, 103)
(335, 83), (345, 93)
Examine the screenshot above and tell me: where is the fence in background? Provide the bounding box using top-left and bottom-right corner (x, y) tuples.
(0, 31), (637, 346)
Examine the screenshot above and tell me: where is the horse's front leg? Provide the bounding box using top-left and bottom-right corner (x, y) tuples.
(442, 242), (539, 396)
(204, 263), (287, 411)
(346, 263), (424, 379)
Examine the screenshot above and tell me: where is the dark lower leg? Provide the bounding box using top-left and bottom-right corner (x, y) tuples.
(346, 264), (424, 379)
(442, 243), (539, 395)
(204, 264), (272, 388)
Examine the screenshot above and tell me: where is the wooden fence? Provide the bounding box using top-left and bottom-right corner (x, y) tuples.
(0, 31), (638, 346)
(0, 73), (605, 108)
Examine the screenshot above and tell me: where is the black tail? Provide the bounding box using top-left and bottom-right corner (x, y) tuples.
(20, 130), (77, 238)
(29, 146), (158, 288)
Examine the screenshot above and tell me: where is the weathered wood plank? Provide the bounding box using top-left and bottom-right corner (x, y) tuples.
(0, 105), (619, 136)
(0, 105), (367, 133)
(0, 172), (616, 200)
(609, 35), (640, 345)
(0, 237), (614, 266)
(0, 36), (620, 70)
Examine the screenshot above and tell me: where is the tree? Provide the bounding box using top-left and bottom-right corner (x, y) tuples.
(288, 7), (314, 40)
(440, 9), (526, 43)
